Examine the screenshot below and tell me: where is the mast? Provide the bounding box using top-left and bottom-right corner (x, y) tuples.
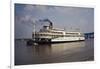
(31, 19), (36, 42)
(33, 22), (35, 41)
(32, 20), (38, 45)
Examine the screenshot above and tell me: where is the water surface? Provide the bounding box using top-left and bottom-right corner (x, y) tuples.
(15, 39), (94, 65)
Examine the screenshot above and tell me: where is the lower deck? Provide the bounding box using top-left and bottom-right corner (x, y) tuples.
(27, 37), (85, 45)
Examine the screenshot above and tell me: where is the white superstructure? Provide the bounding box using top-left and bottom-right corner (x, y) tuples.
(32, 19), (85, 43)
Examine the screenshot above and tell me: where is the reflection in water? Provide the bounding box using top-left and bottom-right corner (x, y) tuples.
(51, 42), (85, 54)
(32, 45), (52, 57)
(15, 39), (94, 65)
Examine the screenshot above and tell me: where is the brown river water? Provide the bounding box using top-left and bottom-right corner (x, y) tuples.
(15, 39), (94, 65)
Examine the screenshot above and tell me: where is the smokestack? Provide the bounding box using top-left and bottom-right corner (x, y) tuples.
(39, 19), (53, 29)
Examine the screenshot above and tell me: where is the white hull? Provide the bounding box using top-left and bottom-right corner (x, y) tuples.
(51, 37), (85, 42)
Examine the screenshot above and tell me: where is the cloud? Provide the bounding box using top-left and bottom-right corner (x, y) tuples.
(15, 4), (94, 38)
(22, 4), (49, 16)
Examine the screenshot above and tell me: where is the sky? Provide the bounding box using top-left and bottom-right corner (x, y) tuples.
(15, 4), (94, 39)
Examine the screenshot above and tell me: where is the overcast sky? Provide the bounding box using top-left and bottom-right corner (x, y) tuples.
(15, 4), (94, 39)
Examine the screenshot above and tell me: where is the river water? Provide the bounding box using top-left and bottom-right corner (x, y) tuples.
(15, 39), (94, 65)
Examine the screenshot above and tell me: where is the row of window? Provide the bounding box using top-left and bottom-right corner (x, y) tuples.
(33, 34), (84, 37)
